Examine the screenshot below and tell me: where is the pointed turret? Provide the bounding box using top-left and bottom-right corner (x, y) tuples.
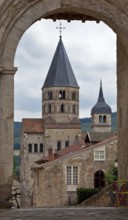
(91, 80), (111, 115)
(42, 38), (79, 89)
(91, 81), (112, 132)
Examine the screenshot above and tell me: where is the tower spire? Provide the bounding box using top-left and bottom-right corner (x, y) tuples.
(56, 21), (65, 39)
(98, 79), (105, 102)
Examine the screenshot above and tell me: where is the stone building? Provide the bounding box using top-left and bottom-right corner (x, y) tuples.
(30, 81), (116, 207)
(32, 135), (117, 207)
(20, 37), (81, 207)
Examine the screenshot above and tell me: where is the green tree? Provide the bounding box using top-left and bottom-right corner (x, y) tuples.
(105, 164), (118, 185)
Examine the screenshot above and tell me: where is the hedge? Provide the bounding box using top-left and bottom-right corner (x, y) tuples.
(77, 188), (100, 204)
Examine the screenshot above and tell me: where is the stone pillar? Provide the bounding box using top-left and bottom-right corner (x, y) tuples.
(117, 38), (128, 179)
(0, 67), (16, 208)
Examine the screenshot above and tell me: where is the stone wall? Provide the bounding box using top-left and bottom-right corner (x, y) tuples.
(79, 184), (113, 207)
(32, 137), (117, 207)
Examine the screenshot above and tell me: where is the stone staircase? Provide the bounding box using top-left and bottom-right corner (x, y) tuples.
(78, 185), (113, 207)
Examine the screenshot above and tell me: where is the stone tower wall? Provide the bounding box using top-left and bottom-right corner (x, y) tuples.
(91, 114), (111, 132)
(42, 87), (79, 123)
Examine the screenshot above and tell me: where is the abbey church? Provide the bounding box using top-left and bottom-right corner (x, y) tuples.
(20, 36), (116, 207)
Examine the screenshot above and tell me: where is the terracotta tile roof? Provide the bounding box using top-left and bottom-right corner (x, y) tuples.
(57, 144), (81, 157)
(35, 143), (82, 165)
(22, 118), (44, 133)
(34, 134), (117, 168)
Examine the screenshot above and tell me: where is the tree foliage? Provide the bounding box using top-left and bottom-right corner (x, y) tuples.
(105, 164), (118, 185)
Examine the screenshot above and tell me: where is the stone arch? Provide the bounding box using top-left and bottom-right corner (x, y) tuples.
(94, 170), (105, 188)
(1, 0), (128, 208)
(1, 0), (128, 68)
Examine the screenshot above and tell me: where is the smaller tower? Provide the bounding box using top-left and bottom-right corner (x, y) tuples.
(91, 81), (112, 132)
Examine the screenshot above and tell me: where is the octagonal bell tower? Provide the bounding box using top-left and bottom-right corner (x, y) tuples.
(42, 37), (80, 124)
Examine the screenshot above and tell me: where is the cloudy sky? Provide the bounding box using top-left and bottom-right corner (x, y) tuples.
(14, 19), (116, 122)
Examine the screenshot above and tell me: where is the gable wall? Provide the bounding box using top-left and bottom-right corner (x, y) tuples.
(33, 138), (117, 207)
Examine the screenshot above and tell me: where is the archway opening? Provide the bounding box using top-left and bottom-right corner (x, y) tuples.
(14, 20), (116, 121)
(94, 170), (105, 188)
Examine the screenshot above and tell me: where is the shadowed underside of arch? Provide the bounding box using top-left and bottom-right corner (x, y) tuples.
(0, 0), (128, 68)
(0, 0), (128, 208)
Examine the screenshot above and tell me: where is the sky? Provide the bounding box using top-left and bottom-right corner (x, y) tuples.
(14, 19), (116, 122)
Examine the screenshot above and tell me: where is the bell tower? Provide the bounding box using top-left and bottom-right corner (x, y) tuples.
(41, 34), (80, 153)
(42, 37), (79, 124)
(91, 81), (112, 132)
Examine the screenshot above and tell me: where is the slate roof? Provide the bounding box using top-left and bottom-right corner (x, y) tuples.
(84, 131), (116, 143)
(42, 38), (79, 89)
(22, 119), (44, 133)
(91, 81), (112, 114)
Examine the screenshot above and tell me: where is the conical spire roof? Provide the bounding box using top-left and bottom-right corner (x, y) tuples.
(91, 81), (112, 115)
(42, 38), (79, 89)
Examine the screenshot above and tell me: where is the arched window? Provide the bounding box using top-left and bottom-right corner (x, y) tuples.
(48, 104), (51, 113)
(61, 104), (64, 112)
(72, 91), (76, 100)
(103, 115), (107, 123)
(59, 90), (65, 100)
(73, 105), (76, 114)
(94, 170), (105, 188)
(48, 91), (52, 100)
(57, 141), (61, 151)
(65, 141), (69, 148)
(34, 144), (38, 153)
(99, 115), (103, 123)
(28, 143), (32, 153)
(40, 143), (43, 153)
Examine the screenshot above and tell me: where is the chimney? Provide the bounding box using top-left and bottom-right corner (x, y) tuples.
(54, 152), (59, 160)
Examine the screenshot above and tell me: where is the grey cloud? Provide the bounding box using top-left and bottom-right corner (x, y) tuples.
(15, 94), (41, 112)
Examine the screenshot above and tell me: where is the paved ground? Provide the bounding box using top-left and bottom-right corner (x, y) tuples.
(0, 207), (128, 220)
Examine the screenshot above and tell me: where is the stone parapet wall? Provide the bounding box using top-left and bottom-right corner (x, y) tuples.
(79, 185), (113, 207)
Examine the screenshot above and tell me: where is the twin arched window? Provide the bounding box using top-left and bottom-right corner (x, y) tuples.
(99, 115), (107, 123)
(59, 90), (65, 99)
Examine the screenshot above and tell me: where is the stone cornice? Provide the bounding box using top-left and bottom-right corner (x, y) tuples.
(0, 66), (17, 75)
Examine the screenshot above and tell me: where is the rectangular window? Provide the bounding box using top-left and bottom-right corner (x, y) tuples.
(94, 150), (105, 161)
(73, 166), (78, 185)
(67, 166), (72, 185)
(66, 166), (78, 185)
